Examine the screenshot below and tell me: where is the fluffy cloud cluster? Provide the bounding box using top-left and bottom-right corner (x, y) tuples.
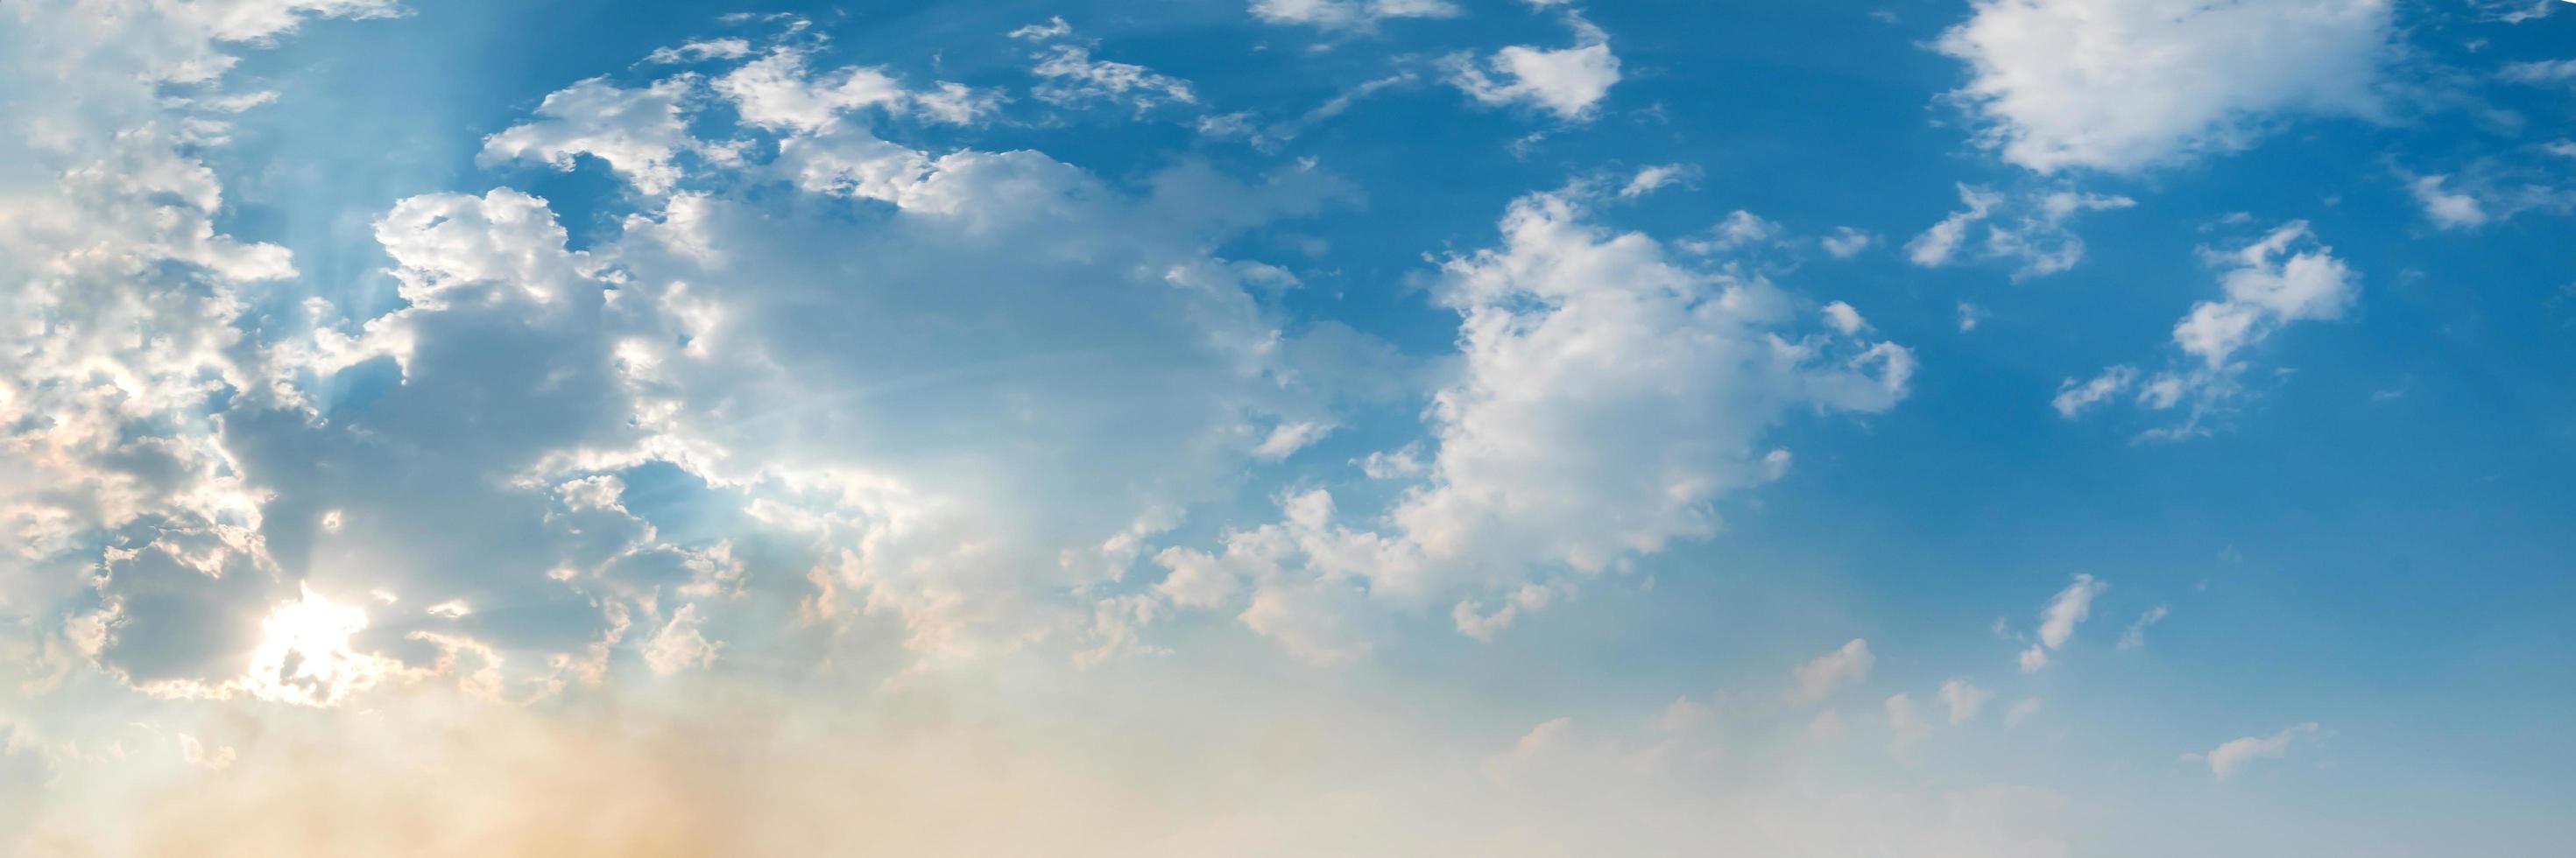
(0, 0), (427, 708)
(6, 0), (1902, 738)
(1155, 181), (1914, 658)
(2055, 222), (2357, 437)
(3, 11), (1401, 714)
(1936, 0), (2394, 172)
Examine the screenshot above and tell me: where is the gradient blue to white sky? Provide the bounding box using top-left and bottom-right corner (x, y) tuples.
(4, 0), (2573, 854)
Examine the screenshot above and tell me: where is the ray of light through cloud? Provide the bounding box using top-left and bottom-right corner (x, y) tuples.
(3, 1), (2572, 855)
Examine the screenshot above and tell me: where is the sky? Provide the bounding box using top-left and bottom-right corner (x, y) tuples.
(2, 0), (2573, 854)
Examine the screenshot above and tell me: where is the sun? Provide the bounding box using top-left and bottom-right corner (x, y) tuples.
(242, 585), (392, 707)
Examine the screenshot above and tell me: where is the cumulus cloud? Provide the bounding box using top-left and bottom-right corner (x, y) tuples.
(1446, 11), (1621, 121)
(1907, 184), (2135, 278)
(1138, 182), (1913, 655)
(2056, 222), (2357, 436)
(3, 14), (1410, 702)
(1935, 0), (2395, 172)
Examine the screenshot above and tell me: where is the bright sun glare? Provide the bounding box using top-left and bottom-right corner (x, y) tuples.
(242, 586), (390, 707)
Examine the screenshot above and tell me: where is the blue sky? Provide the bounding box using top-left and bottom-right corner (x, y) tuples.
(4, 0), (2573, 854)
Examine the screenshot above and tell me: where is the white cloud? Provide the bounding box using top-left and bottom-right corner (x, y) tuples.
(1239, 574), (1374, 665)
(1935, 0), (2394, 172)
(1822, 301), (1869, 335)
(2396, 163), (2576, 230)
(716, 49), (908, 132)
(2036, 574), (2103, 649)
(1886, 693), (1930, 752)
(481, 77), (705, 194)
(1939, 679), (1992, 725)
(2019, 573), (2104, 672)
(2408, 174), (2488, 229)
(2058, 222), (2356, 436)
(1253, 420), (1337, 460)
(1956, 301), (1989, 333)
(1006, 16), (1075, 40)
(644, 38), (752, 64)
(910, 81), (1007, 125)
(2117, 605), (2170, 652)
(642, 603), (721, 673)
(1252, 0), (1460, 32)
(1381, 186), (1911, 590)
(1680, 209), (1784, 254)
(1821, 227), (1874, 258)
(1446, 12), (1621, 122)
(2198, 721), (2321, 779)
(1908, 184), (2135, 278)
(2004, 696), (2044, 728)
(2051, 365), (2135, 418)
(1790, 638), (1875, 703)
(2501, 58), (2576, 86)
(1145, 182), (1913, 655)
(1030, 45), (1198, 113)
(1619, 163), (1698, 198)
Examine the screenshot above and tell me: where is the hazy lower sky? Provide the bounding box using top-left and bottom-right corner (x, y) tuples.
(4, 1), (2573, 854)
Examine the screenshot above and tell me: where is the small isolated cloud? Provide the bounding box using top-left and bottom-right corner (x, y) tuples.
(2117, 605), (2170, 652)
(1956, 301), (1989, 333)
(1620, 163), (1698, 198)
(1821, 227), (1874, 258)
(1940, 679), (1993, 725)
(2018, 573), (2105, 672)
(1253, 420), (1337, 460)
(1908, 184), (2134, 278)
(1677, 210), (1785, 254)
(1030, 44), (1199, 113)
(1251, 0), (1460, 32)
(644, 38), (752, 65)
(1789, 638), (1874, 703)
(2055, 221), (2358, 437)
(2004, 696), (2044, 728)
(1446, 11), (1621, 121)
(2407, 174), (2488, 229)
(2196, 721), (2321, 779)
(2396, 162), (2576, 231)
